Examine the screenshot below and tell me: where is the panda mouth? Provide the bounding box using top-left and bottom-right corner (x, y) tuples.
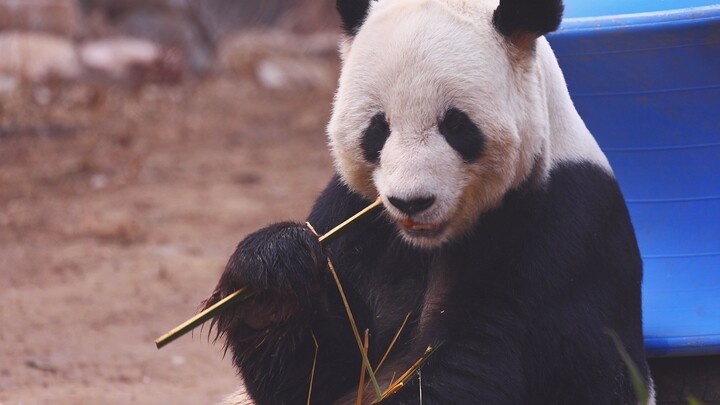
(400, 218), (446, 237)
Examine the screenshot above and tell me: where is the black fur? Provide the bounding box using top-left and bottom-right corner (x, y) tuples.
(337, 0), (373, 36)
(361, 112), (391, 164)
(438, 108), (485, 162)
(493, 0), (564, 39)
(213, 223), (326, 308)
(206, 162), (649, 404)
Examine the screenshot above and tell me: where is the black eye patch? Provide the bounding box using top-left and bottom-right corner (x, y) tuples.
(361, 112), (391, 163)
(439, 108), (485, 162)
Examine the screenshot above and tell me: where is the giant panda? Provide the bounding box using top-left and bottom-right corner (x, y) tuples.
(205, 0), (654, 403)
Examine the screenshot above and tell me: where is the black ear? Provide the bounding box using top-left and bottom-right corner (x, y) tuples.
(337, 0), (372, 36)
(493, 0), (564, 45)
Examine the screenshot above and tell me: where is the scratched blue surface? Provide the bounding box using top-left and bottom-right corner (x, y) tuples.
(548, 3), (720, 356)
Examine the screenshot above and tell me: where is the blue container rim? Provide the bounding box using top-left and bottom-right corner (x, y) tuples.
(557, 5), (720, 33)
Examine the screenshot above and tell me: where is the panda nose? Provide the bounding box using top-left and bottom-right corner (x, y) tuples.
(387, 195), (436, 216)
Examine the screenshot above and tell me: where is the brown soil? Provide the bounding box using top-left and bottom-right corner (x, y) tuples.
(0, 65), (338, 404)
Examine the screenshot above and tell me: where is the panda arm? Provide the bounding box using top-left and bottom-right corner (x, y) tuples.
(376, 310), (528, 405)
(219, 175), (387, 405)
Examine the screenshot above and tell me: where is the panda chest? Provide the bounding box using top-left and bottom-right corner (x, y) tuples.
(350, 257), (424, 352)
(365, 255), (455, 354)
(366, 265), (426, 339)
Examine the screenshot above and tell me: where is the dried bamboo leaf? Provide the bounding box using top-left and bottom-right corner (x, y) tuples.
(326, 257), (383, 399)
(307, 333), (319, 405)
(356, 329), (370, 405)
(376, 312), (411, 373)
(372, 343), (443, 404)
(363, 312), (411, 395)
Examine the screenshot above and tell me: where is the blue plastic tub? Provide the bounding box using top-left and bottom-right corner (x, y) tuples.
(548, 2), (720, 356)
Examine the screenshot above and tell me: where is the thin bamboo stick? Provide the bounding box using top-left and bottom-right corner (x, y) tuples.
(155, 197), (383, 349)
(154, 287), (252, 349)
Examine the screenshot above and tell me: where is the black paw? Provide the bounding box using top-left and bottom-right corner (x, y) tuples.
(205, 222), (327, 329)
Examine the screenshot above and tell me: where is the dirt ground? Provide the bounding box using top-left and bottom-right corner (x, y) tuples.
(0, 60), (339, 403)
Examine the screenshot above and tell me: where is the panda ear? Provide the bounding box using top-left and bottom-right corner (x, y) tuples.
(337, 0), (373, 36)
(492, 0), (564, 48)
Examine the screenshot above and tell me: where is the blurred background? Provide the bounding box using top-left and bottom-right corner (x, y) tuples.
(0, 1), (342, 403)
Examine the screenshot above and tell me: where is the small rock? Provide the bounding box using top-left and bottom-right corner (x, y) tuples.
(25, 358), (57, 374)
(170, 355), (186, 366)
(233, 172), (262, 185)
(90, 174), (109, 189)
(256, 60), (286, 89)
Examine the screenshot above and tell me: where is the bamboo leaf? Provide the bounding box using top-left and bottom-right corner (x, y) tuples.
(356, 329), (370, 405)
(606, 330), (648, 405)
(687, 396), (703, 405)
(372, 343), (443, 404)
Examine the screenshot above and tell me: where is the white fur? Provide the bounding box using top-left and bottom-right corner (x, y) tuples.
(219, 386), (252, 405)
(535, 37), (611, 172)
(645, 379), (657, 405)
(328, 0), (610, 247)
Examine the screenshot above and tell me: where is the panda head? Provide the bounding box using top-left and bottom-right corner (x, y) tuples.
(328, 0), (564, 248)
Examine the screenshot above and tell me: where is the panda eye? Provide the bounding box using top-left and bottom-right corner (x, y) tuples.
(439, 108), (485, 162)
(361, 112), (391, 164)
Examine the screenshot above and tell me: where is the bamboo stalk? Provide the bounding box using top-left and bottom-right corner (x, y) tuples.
(154, 288), (252, 349)
(326, 257), (383, 399)
(155, 197), (383, 349)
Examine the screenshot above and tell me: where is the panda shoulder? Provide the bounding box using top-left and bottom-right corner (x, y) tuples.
(535, 38), (613, 177)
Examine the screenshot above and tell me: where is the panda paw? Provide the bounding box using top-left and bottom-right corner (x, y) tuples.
(205, 222), (327, 330)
